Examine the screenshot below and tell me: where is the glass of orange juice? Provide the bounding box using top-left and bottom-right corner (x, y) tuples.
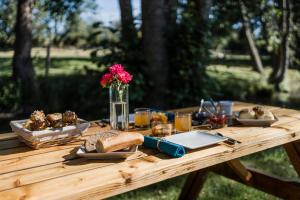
(175, 112), (192, 132)
(134, 108), (151, 130)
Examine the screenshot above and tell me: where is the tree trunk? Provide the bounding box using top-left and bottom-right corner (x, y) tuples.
(239, 0), (264, 74)
(142, 0), (169, 108)
(164, 0), (178, 26)
(269, 0), (292, 89)
(12, 0), (36, 114)
(194, 0), (212, 22)
(45, 27), (51, 77)
(118, 0), (137, 43)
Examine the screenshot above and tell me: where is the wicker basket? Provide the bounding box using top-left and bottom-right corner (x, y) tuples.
(10, 119), (90, 149)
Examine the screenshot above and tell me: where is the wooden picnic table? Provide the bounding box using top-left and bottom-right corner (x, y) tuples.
(0, 102), (300, 200)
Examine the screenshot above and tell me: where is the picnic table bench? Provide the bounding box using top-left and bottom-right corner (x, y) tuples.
(0, 102), (300, 199)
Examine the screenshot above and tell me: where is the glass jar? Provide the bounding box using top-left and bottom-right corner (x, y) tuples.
(109, 84), (129, 130)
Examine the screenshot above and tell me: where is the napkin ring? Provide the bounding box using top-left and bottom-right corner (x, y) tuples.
(156, 138), (166, 151)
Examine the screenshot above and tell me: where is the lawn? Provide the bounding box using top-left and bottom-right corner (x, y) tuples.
(0, 48), (299, 199)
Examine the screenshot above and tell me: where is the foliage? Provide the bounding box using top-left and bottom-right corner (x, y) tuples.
(0, 78), (20, 112)
(167, 1), (213, 107)
(0, 0), (16, 48)
(89, 22), (147, 105)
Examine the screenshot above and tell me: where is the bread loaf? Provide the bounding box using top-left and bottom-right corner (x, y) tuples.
(95, 132), (144, 153)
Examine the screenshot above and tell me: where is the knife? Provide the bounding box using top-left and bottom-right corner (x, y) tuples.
(215, 132), (241, 145)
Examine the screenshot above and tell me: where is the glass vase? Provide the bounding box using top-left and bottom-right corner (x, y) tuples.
(109, 84), (129, 130)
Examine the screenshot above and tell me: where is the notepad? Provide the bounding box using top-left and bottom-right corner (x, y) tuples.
(164, 131), (226, 149)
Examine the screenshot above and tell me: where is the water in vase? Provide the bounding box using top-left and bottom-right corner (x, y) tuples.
(110, 101), (129, 130)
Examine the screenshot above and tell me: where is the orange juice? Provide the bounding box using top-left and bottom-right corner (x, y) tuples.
(175, 113), (192, 132)
(134, 108), (151, 129)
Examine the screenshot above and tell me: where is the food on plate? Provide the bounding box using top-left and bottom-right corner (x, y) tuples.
(239, 109), (256, 119)
(46, 113), (63, 128)
(95, 131), (144, 153)
(62, 111), (78, 125)
(238, 106), (275, 120)
(151, 112), (168, 125)
(84, 132), (119, 152)
(253, 106), (275, 120)
(151, 123), (172, 137)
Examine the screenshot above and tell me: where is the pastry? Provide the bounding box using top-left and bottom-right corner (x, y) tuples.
(239, 109), (255, 119)
(253, 106), (264, 118)
(252, 106), (275, 120)
(29, 110), (48, 130)
(261, 110), (275, 120)
(151, 123), (172, 137)
(84, 131), (120, 152)
(47, 113), (63, 128)
(151, 112), (168, 125)
(95, 131), (144, 153)
(23, 120), (33, 130)
(63, 111), (78, 125)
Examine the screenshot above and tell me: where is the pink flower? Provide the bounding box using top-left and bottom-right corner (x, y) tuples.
(100, 73), (113, 87)
(117, 71), (132, 84)
(109, 64), (125, 75)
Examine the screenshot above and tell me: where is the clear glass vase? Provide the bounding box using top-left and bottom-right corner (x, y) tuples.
(109, 84), (129, 130)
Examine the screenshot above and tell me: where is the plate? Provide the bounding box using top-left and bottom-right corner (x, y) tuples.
(164, 131), (226, 149)
(236, 116), (278, 126)
(76, 145), (138, 159)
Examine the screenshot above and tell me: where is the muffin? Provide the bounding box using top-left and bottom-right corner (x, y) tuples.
(47, 113), (63, 128)
(62, 111), (78, 125)
(29, 110), (48, 130)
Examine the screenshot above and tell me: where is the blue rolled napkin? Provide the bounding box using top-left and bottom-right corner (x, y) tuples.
(143, 136), (185, 158)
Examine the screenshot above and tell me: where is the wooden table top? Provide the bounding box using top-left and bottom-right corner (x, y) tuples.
(1, 102), (300, 200)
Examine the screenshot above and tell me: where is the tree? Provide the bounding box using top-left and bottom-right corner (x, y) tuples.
(269, 0), (292, 89)
(194, 0), (212, 22)
(13, 0), (36, 113)
(0, 0), (16, 48)
(239, 0), (264, 73)
(142, 0), (169, 108)
(118, 0), (137, 43)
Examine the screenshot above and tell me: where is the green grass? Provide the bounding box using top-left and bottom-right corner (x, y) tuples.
(1, 49), (300, 199)
(0, 57), (98, 76)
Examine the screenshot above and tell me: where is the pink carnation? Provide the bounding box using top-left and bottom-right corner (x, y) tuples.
(100, 73), (113, 87)
(109, 64), (124, 75)
(117, 71), (132, 84)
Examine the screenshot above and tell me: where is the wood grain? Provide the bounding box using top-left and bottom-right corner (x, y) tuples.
(0, 102), (300, 199)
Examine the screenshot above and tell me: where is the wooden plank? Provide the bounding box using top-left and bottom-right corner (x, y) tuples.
(0, 141), (82, 162)
(0, 124), (287, 175)
(0, 128), (299, 200)
(0, 147), (78, 175)
(213, 164), (300, 200)
(0, 114), (297, 190)
(0, 139), (24, 150)
(284, 140), (300, 177)
(0, 151), (147, 192)
(0, 103), (299, 199)
(0, 133), (17, 141)
(227, 159), (252, 183)
(178, 170), (208, 200)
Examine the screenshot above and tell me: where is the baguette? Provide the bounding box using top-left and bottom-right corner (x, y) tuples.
(96, 132), (144, 153)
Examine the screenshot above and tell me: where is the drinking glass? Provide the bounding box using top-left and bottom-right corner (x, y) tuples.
(175, 113), (192, 132)
(134, 108), (151, 130)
